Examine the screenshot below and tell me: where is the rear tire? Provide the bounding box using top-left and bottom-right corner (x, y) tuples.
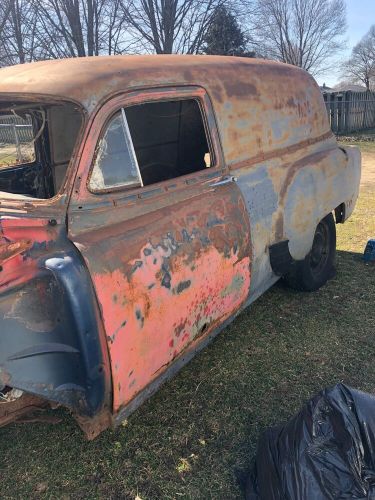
(284, 213), (336, 291)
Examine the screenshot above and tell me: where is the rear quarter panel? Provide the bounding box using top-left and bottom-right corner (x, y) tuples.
(231, 137), (361, 299)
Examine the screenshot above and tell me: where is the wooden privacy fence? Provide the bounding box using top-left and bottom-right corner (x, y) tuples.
(323, 91), (375, 134)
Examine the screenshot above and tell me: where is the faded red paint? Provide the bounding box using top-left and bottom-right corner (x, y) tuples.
(0, 217), (58, 292)
(95, 246), (250, 409)
(65, 83), (253, 413)
(71, 180), (252, 411)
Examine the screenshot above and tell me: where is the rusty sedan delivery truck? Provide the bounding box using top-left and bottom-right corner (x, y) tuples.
(0, 56), (361, 438)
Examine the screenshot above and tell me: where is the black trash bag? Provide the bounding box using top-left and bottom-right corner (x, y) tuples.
(246, 383), (375, 499)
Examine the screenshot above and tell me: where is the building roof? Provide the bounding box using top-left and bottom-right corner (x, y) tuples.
(319, 83), (333, 91)
(0, 54), (306, 112)
(333, 83), (367, 92)
(321, 82), (368, 94)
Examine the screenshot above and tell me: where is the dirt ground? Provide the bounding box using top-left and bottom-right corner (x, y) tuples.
(338, 140), (375, 186)
(361, 148), (375, 186)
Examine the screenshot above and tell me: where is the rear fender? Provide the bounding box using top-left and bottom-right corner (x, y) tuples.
(0, 218), (110, 417)
(282, 145), (361, 260)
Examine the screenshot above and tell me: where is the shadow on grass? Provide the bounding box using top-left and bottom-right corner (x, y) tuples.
(0, 250), (374, 499)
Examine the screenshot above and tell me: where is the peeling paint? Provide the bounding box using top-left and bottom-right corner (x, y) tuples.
(0, 55), (361, 436)
(74, 187), (251, 410)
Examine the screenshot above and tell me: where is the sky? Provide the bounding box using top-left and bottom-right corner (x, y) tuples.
(316, 0), (375, 87)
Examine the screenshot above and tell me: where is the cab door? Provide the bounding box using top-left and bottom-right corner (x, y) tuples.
(68, 87), (252, 412)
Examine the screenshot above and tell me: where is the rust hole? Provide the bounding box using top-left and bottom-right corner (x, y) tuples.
(200, 323), (208, 334)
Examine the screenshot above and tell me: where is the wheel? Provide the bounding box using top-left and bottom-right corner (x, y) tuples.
(284, 213), (336, 291)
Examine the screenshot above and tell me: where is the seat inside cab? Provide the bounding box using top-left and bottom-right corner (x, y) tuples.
(0, 100), (82, 199)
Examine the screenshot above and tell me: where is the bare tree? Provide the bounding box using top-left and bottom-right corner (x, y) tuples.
(119, 0), (227, 54)
(0, 0), (251, 65)
(0, 0), (40, 65)
(253, 0), (346, 75)
(0, 1), (12, 65)
(0, 1), (12, 34)
(33, 0), (131, 59)
(341, 25), (375, 90)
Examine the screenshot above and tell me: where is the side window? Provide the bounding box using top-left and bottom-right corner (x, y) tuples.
(90, 110), (142, 191)
(0, 113), (36, 169)
(89, 99), (212, 192)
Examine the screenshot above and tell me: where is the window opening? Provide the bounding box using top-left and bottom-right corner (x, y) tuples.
(89, 98), (212, 192)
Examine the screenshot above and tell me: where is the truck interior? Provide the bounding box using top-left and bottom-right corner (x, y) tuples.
(126, 99), (211, 185)
(0, 97), (211, 199)
(90, 98), (212, 191)
(0, 100), (83, 200)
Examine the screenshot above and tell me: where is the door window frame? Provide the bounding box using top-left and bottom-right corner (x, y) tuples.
(72, 86), (226, 208)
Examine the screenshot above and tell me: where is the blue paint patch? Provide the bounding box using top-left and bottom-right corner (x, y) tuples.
(161, 261), (171, 289)
(237, 119), (248, 129)
(236, 163), (279, 297)
(176, 280), (191, 294)
(271, 120), (283, 140)
(237, 167), (278, 223)
(135, 309), (144, 328)
(207, 216), (225, 228)
(130, 260), (143, 274)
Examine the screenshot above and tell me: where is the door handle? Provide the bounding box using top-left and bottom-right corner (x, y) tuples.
(209, 175), (238, 188)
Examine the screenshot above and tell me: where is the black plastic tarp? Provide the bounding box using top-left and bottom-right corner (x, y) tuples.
(246, 383), (375, 499)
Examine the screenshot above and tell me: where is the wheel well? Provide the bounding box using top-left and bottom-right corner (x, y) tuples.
(335, 203), (346, 224)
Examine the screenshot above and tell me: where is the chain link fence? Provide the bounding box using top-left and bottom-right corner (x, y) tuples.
(0, 115), (34, 167)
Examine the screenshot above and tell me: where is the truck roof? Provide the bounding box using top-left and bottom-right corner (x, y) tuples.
(0, 55), (331, 165)
(0, 55), (305, 109)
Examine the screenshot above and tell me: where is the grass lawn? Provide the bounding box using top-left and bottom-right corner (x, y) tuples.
(0, 143), (374, 499)
(0, 144), (34, 169)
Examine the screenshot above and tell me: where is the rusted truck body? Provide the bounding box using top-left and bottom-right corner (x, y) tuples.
(0, 56), (361, 437)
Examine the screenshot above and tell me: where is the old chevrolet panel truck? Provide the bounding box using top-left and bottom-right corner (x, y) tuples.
(0, 56), (361, 438)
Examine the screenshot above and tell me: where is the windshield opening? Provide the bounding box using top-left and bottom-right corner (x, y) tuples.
(0, 100), (83, 200)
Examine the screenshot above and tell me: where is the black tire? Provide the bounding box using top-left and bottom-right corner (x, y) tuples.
(284, 213), (336, 291)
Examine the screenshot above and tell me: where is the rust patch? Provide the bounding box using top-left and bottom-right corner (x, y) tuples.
(229, 131), (334, 173)
(225, 81), (258, 98)
(74, 410), (113, 440)
(273, 147), (335, 239)
(0, 217), (60, 294)
(4, 278), (59, 333)
(0, 392), (48, 427)
(0, 240), (33, 263)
